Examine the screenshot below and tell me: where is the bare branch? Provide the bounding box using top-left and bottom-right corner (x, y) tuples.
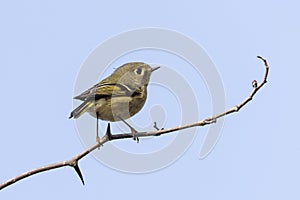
(0, 56), (269, 190)
(0, 133), (110, 190)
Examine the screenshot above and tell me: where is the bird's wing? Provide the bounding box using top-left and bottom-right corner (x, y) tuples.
(74, 81), (133, 101)
(93, 83), (132, 99)
(73, 83), (97, 101)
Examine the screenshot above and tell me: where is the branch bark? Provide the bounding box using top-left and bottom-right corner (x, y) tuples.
(0, 56), (269, 190)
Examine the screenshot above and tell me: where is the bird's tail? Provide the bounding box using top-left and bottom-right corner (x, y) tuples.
(69, 101), (93, 119)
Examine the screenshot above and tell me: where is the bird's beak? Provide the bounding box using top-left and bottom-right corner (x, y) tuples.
(151, 66), (160, 72)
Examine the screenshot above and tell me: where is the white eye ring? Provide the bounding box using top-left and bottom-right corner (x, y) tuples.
(134, 68), (143, 75)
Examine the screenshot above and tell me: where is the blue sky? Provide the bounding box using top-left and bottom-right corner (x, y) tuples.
(0, 1), (298, 199)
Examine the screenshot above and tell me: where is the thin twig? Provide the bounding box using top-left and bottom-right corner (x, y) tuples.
(153, 122), (160, 130)
(0, 56), (269, 190)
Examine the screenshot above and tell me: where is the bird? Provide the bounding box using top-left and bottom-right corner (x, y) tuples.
(69, 62), (160, 142)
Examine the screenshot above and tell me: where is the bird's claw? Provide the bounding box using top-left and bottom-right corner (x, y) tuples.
(130, 128), (139, 143)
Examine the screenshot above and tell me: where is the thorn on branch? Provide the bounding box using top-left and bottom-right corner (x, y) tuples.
(106, 123), (112, 140)
(72, 162), (85, 185)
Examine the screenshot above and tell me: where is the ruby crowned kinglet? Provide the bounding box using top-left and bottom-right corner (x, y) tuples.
(69, 62), (159, 141)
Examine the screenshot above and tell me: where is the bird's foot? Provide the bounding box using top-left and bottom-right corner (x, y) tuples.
(96, 135), (101, 144)
(130, 127), (139, 143)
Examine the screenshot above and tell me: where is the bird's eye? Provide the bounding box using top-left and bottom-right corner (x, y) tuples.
(134, 68), (143, 75)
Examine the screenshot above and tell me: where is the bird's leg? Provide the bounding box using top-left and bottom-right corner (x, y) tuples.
(119, 118), (139, 143)
(96, 112), (100, 143)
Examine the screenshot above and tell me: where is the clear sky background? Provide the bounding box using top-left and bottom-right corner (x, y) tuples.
(0, 1), (298, 199)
